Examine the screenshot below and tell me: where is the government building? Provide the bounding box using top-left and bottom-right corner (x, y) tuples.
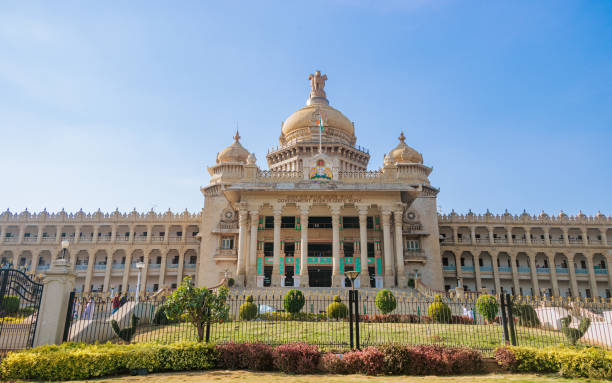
(1, 72), (611, 298)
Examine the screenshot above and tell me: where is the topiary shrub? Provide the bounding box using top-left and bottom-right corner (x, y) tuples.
(1, 296), (20, 314)
(318, 353), (349, 374)
(407, 278), (415, 288)
(476, 294), (499, 323)
(326, 295), (348, 320)
(561, 315), (591, 345)
(217, 343), (274, 371)
(282, 289), (305, 315)
(111, 314), (139, 343)
(375, 289), (397, 314)
(427, 295), (451, 323)
(239, 295), (258, 321)
(512, 304), (540, 327)
(153, 305), (177, 325)
(227, 278), (235, 287)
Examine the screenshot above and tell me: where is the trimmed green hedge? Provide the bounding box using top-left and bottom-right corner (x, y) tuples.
(496, 346), (612, 379)
(0, 342), (218, 381)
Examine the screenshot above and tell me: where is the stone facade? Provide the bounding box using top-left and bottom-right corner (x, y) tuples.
(1, 72), (610, 297)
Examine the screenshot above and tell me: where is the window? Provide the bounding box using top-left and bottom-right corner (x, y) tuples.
(264, 216), (274, 229)
(366, 217), (374, 229)
(177, 231), (182, 237)
(171, 283), (177, 289)
(342, 216), (359, 228)
(172, 256), (179, 264)
(281, 216), (295, 228)
(159, 232), (165, 237)
(479, 258), (483, 267)
(442, 257), (448, 266)
(308, 216), (332, 229)
(24, 233), (30, 237)
(460, 257), (465, 266)
(190, 255), (197, 264)
(405, 240), (420, 250)
(367, 242), (375, 258)
(263, 242), (273, 257)
(153, 284), (159, 291)
(156, 256), (161, 264)
(221, 237), (234, 250)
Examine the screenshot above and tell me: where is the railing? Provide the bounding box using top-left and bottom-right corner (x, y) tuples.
(536, 268), (550, 274)
(75, 265), (88, 271)
(595, 269), (609, 275)
(493, 238), (507, 244)
(149, 264), (161, 269)
(23, 237), (37, 243)
(403, 224), (422, 232)
(256, 170), (303, 181)
(116, 236), (129, 242)
(94, 264), (106, 270)
(461, 266), (475, 272)
(112, 264), (124, 270)
(442, 265), (456, 271)
(480, 266), (492, 272)
(498, 266), (512, 273)
(517, 267), (531, 273)
(457, 238), (472, 244)
(531, 239), (545, 244)
(37, 265), (50, 271)
(79, 237), (92, 243)
(151, 236), (164, 243)
(556, 268), (569, 274)
(167, 264), (178, 269)
(134, 236), (147, 242)
(3, 237), (18, 243)
(337, 170), (383, 181)
(184, 263), (196, 269)
(575, 269), (588, 274)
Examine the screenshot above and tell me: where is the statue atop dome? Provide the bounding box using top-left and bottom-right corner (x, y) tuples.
(308, 71), (328, 99)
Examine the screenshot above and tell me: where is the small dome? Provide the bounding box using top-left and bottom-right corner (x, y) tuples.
(217, 131), (250, 164)
(596, 211), (605, 219)
(576, 210), (586, 218)
(539, 210), (549, 219)
(558, 210), (568, 219)
(388, 132), (423, 164)
(247, 152), (257, 165)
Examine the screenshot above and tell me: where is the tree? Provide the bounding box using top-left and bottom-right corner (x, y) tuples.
(165, 276), (229, 342)
(375, 289), (397, 314)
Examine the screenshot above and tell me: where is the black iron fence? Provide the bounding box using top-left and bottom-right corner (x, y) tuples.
(61, 290), (612, 356)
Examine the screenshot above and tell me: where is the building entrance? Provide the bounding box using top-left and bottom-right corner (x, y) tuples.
(308, 266), (332, 287)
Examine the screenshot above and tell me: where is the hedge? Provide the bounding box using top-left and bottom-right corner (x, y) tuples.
(0, 342), (218, 381)
(496, 346), (612, 379)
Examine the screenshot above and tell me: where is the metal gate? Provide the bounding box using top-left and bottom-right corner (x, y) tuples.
(0, 268), (44, 353)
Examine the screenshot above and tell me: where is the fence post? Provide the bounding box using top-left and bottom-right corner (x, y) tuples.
(62, 291), (76, 342)
(354, 290), (360, 350)
(33, 259), (76, 346)
(506, 294), (517, 346)
(205, 305), (211, 343)
(348, 290), (354, 349)
(499, 289), (510, 344)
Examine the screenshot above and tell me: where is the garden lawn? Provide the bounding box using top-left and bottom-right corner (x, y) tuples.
(131, 321), (568, 356)
(78, 371), (607, 383)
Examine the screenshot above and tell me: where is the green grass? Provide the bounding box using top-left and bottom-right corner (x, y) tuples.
(131, 320), (568, 356)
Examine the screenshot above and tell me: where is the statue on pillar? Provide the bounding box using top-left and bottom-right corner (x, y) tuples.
(308, 71), (328, 99)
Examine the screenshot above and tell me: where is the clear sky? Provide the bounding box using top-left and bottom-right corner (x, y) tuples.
(1, 1), (611, 216)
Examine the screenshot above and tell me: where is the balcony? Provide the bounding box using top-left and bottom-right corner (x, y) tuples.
(112, 264), (124, 270)
(443, 265), (456, 271)
(568, 238), (583, 245)
(79, 237), (92, 243)
(94, 264), (107, 270)
(440, 239), (454, 245)
(167, 264), (179, 269)
(3, 237), (18, 243)
(169, 235), (183, 243)
(536, 267), (550, 274)
(498, 266), (512, 273)
(556, 268), (569, 274)
(575, 269), (588, 275)
(461, 266), (475, 272)
(550, 239), (564, 245)
(595, 269), (608, 275)
(23, 236), (38, 243)
(457, 238), (472, 244)
(185, 263), (196, 269)
(75, 264), (87, 271)
(589, 239), (602, 245)
(37, 265), (50, 271)
(151, 236), (164, 243)
(531, 239), (545, 245)
(404, 249), (426, 263)
(493, 238), (507, 244)
(513, 239), (526, 244)
(149, 264), (161, 269)
(475, 238), (490, 244)
(134, 235), (147, 242)
(116, 236), (129, 242)
(517, 267), (531, 273)
(480, 266), (493, 272)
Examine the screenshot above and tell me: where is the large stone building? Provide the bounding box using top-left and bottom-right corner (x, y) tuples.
(1, 72), (610, 298)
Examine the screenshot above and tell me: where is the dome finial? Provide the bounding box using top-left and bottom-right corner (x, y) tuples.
(234, 130), (241, 142)
(398, 131), (406, 143)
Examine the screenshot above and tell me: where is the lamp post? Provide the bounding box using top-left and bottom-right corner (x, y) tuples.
(60, 240), (70, 260)
(344, 270), (361, 349)
(135, 261), (145, 303)
(344, 270), (360, 293)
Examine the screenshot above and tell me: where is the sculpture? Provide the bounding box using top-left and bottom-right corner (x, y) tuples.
(308, 70), (328, 99)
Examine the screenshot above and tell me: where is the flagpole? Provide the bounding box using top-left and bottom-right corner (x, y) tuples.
(319, 110), (323, 154)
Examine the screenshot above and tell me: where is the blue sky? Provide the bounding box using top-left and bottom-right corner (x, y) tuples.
(1, 1), (611, 216)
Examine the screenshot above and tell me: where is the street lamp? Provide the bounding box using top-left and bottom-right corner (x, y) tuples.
(60, 240), (70, 260)
(344, 270), (360, 292)
(135, 261), (145, 302)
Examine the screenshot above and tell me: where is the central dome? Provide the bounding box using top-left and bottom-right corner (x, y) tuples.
(279, 71), (356, 146)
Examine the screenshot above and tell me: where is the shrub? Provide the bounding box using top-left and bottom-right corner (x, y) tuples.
(1, 295), (20, 314)
(273, 343), (320, 374)
(476, 294), (499, 323)
(512, 304), (540, 327)
(358, 347), (385, 375)
(427, 295), (451, 323)
(0, 342), (218, 381)
(407, 278), (415, 288)
(110, 314), (139, 343)
(153, 305), (175, 325)
(239, 296), (258, 321)
(561, 315), (591, 345)
(378, 344), (483, 376)
(217, 343), (274, 371)
(259, 311), (326, 322)
(326, 295), (348, 320)
(495, 346), (612, 379)
(375, 289), (397, 314)
(282, 289), (305, 315)
(318, 353), (349, 374)
(227, 278), (235, 287)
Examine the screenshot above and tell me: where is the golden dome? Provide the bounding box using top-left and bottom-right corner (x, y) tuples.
(282, 103), (354, 139)
(217, 131), (249, 164)
(388, 132), (423, 164)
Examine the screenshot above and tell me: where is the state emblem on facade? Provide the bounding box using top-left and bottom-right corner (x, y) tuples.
(309, 159), (332, 180)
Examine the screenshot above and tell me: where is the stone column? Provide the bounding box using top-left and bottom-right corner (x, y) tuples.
(121, 252), (132, 293)
(510, 252), (520, 295)
(544, 228), (551, 246)
(586, 252), (598, 298)
(452, 226), (459, 244)
(36, 225), (43, 244)
(110, 225), (117, 243)
(393, 209), (406, 287)
(146, 225), (153, 244)
(488, 227), (495, 244)
(602, 229), (608, 246)
(271, 205), (282, 286)
(567, 253), (579, 297)
(357, 204), (370, 287)
(0, 225), (4, 243)
(581, 228), (588, 246)
(492, 253), (501, 295)
(182, 225), (188, 243)
(524, 227), (531, 245)
(235, 208), (249, 287)
(128, 225), (135, 244)
(164, 224), (170, 244)
(298, 203), (310, 287)
(470, 226), (477, 244)
(562, 228), (569, 246)
(506, 228), (513, 244)
(248, 210), (259, 287)
(103, 252), (113, 292)
(547, 252), (560, 297)
(474, 252), (482, 291)
(330, 204), (342, 287)
(606, 251), (612, 294)
(158, 250), (168, 288)
(92, 225), (99, 244)
(381, 208), (394, 287)
(33, 259), (76, 346)
(84, 251), (95, 293)
(528, 252), (540, 296)
(176, 251), (185, 286)
(140, 253), (150, 294)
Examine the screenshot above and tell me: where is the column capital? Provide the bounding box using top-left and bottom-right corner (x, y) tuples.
(272, 203), (283, 216)
(356, 203), (369, 216)
(297, 203), (311, 216)
(328, 203), (343, 217)
(249, 210), (259, 219)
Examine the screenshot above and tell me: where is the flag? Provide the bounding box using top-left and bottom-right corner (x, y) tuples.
(318, 111), (323, 133)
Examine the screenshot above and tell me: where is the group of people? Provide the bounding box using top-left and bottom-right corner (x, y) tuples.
(72, 293), (129, 320)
